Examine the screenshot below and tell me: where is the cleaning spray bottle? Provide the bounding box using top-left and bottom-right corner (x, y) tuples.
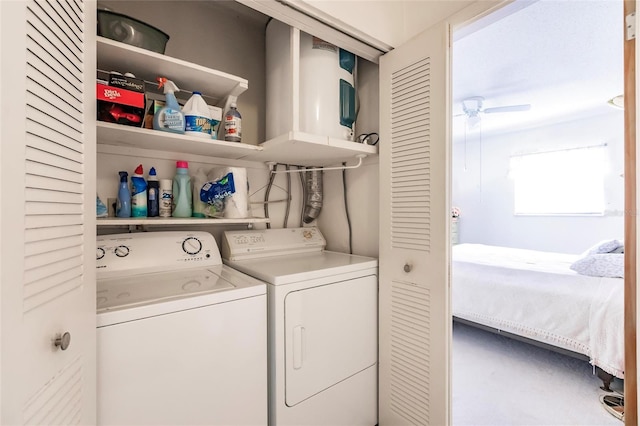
(153, 77), (185, 134)
(116, 171), (131, 218)
(147, 167), (159, 217)
(131, 164), (147, 217)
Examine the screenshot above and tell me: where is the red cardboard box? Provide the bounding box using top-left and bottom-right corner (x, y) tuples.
(97, 83), (145, 127)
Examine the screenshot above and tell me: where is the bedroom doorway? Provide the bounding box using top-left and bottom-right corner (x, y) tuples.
(450, 1), (626, 424)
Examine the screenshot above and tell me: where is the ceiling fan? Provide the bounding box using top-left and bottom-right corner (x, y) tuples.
(460, 96), (531, 128)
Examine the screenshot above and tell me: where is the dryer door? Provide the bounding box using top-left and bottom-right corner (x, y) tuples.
(284, 274), (377, 406)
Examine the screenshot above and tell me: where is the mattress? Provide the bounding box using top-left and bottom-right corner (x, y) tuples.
(452, 243), (624, 378)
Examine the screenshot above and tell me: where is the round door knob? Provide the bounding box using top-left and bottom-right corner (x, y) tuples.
(404, 263), (412, 273)
(54, 332), (71, 351)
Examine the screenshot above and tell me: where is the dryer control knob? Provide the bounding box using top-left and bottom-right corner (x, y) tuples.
(96, 247), (105, 260)
(114, 245), (130, 257)
(182, 237), (203, 255)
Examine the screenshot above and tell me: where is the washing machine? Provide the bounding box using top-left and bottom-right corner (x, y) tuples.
(96, 231), (267, 426)
(221, 227), (378, 426)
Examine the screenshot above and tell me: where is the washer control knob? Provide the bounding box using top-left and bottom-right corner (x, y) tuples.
(182, 237), (203, 255)
(114, 245), (130, 257)
(96, 247), (105, 260)
(403, 263), (412, 273)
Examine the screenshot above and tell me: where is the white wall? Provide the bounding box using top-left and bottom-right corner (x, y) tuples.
(452, 111), (625, 254)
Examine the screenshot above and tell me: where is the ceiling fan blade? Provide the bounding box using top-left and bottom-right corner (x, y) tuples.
(483, 104), (531, 114)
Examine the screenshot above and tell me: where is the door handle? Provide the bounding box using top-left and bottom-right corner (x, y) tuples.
(293, 326), (305, 370)
(54, 332), (71, 351)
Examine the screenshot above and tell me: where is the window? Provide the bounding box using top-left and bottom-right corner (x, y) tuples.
(509, 145), (606, 215)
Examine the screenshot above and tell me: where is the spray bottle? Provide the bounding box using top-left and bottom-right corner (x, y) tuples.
(153, 77), (185, 134)
(116, 171), (131, 218)
(131, 164), (147, 217)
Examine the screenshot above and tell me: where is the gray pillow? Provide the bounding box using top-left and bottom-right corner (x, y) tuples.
(570, 253), (624, 278)
(582, 239), (624, 256)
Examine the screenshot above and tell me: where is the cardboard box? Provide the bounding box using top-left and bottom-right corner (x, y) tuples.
(97, 83), (145, 127)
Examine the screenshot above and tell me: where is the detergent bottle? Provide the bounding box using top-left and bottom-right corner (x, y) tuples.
(183, 91), (212, 138)
(172, 161), (192, 218)
(116, 171), (131, 218)
(153, 77), (185, 134)
(147, 166), (159, 217)
(131, 164), (147, 217)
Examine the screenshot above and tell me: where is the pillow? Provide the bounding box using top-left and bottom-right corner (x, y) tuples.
(582, 239), (624, 256)
(570, 253), (624, 278)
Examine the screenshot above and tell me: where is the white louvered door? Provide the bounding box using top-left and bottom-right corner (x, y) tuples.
(1, 1), (96, 424)
(378, 20), (450, 426)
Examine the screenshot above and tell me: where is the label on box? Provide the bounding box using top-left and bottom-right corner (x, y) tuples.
(108, 74), (145, 93)
(97, 83), (144, 108)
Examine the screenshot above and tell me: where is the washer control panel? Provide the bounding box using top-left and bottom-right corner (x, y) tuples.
(97, 231), (222, 278)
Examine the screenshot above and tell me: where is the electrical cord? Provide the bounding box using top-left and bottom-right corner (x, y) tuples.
(342, 162), (353, 254)
(357, 132), (379, 146)
(299, 167), (306, 227)
(264, 164), (277, 229)
(284, 164), (291, 228)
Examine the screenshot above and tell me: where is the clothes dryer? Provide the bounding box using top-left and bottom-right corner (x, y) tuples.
(96, 231), (267, 426)
(222, 227), (378, 426)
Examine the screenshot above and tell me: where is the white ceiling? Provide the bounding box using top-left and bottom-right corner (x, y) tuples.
(452, 0), (624, 136)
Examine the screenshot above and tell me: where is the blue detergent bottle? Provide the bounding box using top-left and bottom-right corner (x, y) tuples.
(153, 77), (185, 134)
(116, 171), (131, 218)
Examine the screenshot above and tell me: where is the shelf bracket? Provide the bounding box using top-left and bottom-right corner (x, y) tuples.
(267, 154), (367, 174)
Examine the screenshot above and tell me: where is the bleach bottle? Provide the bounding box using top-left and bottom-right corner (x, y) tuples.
(153, 78), (185, 134)
(172, 161), (192, 218)
(131, 164), (147, 217)
(183, 91), (212, 138)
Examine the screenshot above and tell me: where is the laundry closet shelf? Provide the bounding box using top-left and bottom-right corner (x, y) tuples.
(97, 217), (270, 227)
(97, 36), (248, 103)
(243, 131), (378, 166)
(97, 122), (262, 159)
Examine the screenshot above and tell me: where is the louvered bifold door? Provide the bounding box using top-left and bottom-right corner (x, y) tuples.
(0, 1), (96, 424)
(378, 20), (451, 426)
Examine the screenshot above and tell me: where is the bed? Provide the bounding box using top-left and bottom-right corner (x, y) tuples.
(452, 242), (625, 387)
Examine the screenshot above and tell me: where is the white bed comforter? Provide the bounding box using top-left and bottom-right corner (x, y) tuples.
(452, 244), (624, 378)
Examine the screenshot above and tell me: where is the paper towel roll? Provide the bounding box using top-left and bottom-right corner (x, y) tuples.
(209, 167), (249, 218)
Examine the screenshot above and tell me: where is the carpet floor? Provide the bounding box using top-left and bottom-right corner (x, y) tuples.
(452, 321), (623, 426)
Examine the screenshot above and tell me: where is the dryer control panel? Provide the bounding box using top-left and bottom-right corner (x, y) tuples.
(97, 231), (222, 278)
(222, 227), (326, 261)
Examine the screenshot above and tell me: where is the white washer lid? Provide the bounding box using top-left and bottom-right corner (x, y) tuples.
(223, 251), (378, 285)
(97, 265), (265, 327)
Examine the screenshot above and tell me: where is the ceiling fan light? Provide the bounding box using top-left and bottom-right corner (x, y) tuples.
(467, 114), (481, 128)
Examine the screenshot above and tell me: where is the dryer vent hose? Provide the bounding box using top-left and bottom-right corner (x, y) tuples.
(302, 169), (323, 224)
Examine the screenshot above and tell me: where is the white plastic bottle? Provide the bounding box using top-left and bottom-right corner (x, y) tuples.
(224, 102), (242, 142)
(192, 168), (208, 218)
(183, 91), (212, 138)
